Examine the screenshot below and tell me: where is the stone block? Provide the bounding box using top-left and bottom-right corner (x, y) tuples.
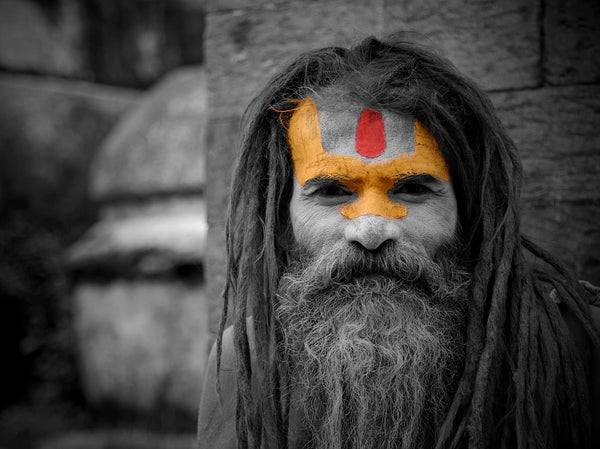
(521, 203), (600, 285)
(491, 85), (600, 283)
(383, 0), (539, 91)
(490, 85), (600, 200)
(0, 74), (139, 231)
(68, 196), (206, 277)
(81, 0), (205, 88)
(91, 67), (207, 200)
(544, 0), (600, 85)
(73, 279), (209, 416)
(0, 0), (85, 77)
(205, 0), (383, 118)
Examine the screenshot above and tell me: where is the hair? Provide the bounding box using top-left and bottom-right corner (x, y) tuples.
(218, 33), (600, 449)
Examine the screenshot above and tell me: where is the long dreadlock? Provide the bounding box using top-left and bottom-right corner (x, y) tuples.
(217, 33), (600, 449)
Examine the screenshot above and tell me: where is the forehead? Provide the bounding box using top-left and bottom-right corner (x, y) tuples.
(313, 96), (416, 162)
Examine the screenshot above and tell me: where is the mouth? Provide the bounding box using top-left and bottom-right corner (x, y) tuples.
(347, 271), (398, 283)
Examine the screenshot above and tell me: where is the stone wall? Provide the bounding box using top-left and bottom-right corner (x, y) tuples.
(204, 0), (600, 334)
(0, 0), (206, 443)
(0, 0), (204, 87)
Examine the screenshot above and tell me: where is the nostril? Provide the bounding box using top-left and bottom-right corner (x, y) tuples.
(346, 229), (389, 251)
(359, 235), (382, 251)
(372, 239), (395, 253)
(345, 215), (399, 251)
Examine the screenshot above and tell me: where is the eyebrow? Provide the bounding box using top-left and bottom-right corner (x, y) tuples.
(304, 175), (349, 188)
(393, 173), (439, 184)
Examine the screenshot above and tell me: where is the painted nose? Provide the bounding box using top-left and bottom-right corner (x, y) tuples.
(344, 215), (400, 250)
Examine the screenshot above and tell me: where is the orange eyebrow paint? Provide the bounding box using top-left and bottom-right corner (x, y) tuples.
(287, 97), (450, 219)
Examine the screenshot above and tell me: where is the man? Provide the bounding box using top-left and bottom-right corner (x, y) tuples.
(197, 34), (600, 449)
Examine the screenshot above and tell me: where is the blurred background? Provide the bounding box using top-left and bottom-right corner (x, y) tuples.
(0, 0), (598, 448)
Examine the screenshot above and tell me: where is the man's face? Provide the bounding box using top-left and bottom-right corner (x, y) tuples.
(281, 95), (467, 447)
(288, 95), (458, 257)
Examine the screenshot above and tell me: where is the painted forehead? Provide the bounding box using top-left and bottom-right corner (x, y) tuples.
(287, 96), (450, 219)
(314, 96), (415, 162)
(287, 96), (449, 183)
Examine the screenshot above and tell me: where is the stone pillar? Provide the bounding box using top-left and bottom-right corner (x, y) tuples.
(68, 66), (209, 424)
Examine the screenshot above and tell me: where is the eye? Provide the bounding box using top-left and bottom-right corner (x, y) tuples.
(305, 181), (355, 206)
(314, 183), (353, 198)
(390, 182), (432, 195)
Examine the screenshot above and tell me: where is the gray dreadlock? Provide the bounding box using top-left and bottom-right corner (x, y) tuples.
(217, 33), (600, 449)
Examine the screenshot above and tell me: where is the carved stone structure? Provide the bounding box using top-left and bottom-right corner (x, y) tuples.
(68, 67), (208, 420)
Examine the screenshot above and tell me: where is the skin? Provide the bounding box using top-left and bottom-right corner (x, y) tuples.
(288, 96), (458, 256)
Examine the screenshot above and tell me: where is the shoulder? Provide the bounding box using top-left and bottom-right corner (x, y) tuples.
(564, 281), (600, 442)
(197, 325), (237, 449)
(561, 287), (600, 373)
(588, 303), (600, 443)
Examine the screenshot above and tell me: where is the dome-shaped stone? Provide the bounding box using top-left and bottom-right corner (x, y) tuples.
(92, 66), (207, 200)
(68, 66), (210, 420)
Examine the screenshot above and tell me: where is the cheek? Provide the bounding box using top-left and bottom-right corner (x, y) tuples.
(290, 190), (345, 252)
(290, 202), (338, 250)
(290, 202), (318, 246)
(405, 197), (458, 254)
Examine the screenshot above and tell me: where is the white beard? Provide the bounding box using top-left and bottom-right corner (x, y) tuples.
(275, 242), (469, 449)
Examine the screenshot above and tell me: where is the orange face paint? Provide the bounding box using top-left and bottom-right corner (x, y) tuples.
(288, 97), (450, 219)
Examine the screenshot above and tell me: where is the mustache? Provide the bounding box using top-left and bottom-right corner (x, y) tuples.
(283, 239), (468, 301)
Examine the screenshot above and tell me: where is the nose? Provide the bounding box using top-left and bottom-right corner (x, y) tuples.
(344, 215), (400, 250)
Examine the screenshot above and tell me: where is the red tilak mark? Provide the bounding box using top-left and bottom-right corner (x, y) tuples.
(355, 109), (386, 158)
